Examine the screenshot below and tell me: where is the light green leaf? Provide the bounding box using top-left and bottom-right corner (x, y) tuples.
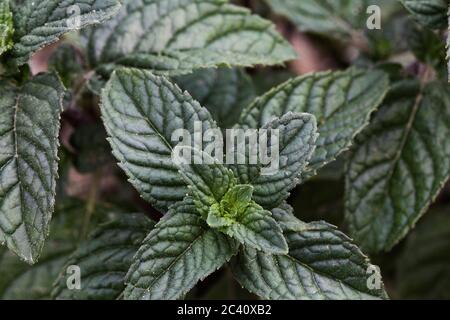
(52, 213), (154, 300)
(0, 73), (65, 263)
(231, 204), (388, 300)
(0, 200), (87, 299)
(345, 80), (450, 253)
(83, 0), (296, 76)
(124, 198), (239, 300)
(397, 207), (450, 299)
(101, 68), (217, 212)
(239, 68), (389, 184)
(177, 147), (236, 218)
(231, 112), (318, 209)
(223, 202), (288, 255)
(0, 0), (14, 56)
(175, 68), (256, 128)
(400, 0), (448, 29)
(10, 0), (121, 66)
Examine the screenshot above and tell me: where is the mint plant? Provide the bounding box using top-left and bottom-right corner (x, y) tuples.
(1, 0), (450, 300)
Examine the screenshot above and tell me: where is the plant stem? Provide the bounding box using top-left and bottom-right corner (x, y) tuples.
(80, 170), (101, 239)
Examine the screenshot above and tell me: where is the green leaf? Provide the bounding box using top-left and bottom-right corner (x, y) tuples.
(397, 207), (450, 299)
(406, 20), (446, 71)
(400, 0), (448, 29)
(345, 80), (450, 253)
(48, 43), (86, 88)
(52, 213), (154, 300)
(0, 0), (14, 56)
(265, 0), (400, 43)
(177, 147), (236, 218)
(231, 205), (388, 300)
(176, 148), (287, 254)
(265, 0), (371, 41)
(10, 0), (121, 66)
(83, 0), (296, 76)
(175, 68), (256, 128)
(0, 73), (65, 263)
(222, 202), (288, 255)
(101, 68), (217, 212)
(0, 200), (87, 299)
(124, 198), (239, 300)
(231, 112), (318, 209)
(239, 68), (389, 184)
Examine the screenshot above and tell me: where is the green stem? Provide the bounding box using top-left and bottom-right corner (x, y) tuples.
(80, 170), (101, 239)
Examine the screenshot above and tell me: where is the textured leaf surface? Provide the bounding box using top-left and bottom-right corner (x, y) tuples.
(10, 0), (121, 65)
(0, 0), (13, 56)
(177, 147), (236, 218)
(0, 74), (65, 263)
(400, 0), (448, 29)
(239, 68), (389, 183)
(124, 198), (239, 300)
(83, 0), (296, 75)
(231, 205), (387, 300)
(345, 80), (450, 253)
(397, 208), (450, 299)
(52, 213), (154, 300)
(224, 202), (287, 254)
(265, 0), (373, 41)
(232, 112), (318, 209)
(175, 68), (255, 128)
(0, 200), (86, 299)
(101, 68), (217, 211)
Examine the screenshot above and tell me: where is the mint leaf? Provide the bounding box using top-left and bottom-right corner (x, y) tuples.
(124, 198), (239, 300)
(397, 208), (450, 299)
(0, 200), (87, 299)
(52, 213), (154, 300)
(345, 80), (450, 253)
(400, 0), (448, 29)
(177, 147), (237, 218)
(0, 73), (65, 263)
(223, 202), (288, 255)
(83, 0), (296, 76)
(101, 68), (217, 211)
(0, 0), (13, 56)
(231, 112), (318, 209)
(239, 68), (389, 184)
(265, 0), (371, 42)
(231, 205), (388, 300)
(175, 68), (256, 128)
(10, 0), (120, 66)
(176, 148), (287, 254)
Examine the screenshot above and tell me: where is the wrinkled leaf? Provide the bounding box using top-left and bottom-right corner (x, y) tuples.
(239, 68), (389, 182)
(83, 0), (296, 76)
(0, 0), (14, 56)
(0, 73), (65, 263)
(124, 198), (239, 300)
(232, 112), (318, 209)
(52, 213), (154, 300)
(345, 80), (450, 253)
(231, 204), (388, 300)
(101, 68), (217, 212)
(400, 0), (448, 29)
(175, 68), (255, 128)
(10, 0), (121, 66)
(0, 200), (87, 299)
